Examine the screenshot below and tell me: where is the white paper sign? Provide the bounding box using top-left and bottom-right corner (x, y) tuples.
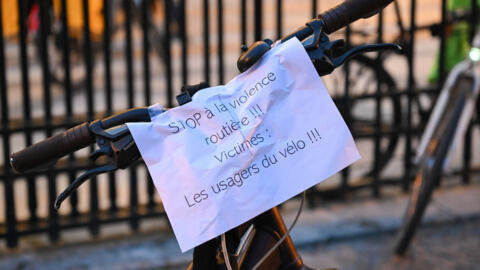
(127, 38), (360, 252)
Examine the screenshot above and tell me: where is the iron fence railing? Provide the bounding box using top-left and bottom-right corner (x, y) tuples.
(0, 0), (479, 248)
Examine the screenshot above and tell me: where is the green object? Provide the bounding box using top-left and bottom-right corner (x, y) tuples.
(428, 0), (478, 83)
(447, 0), (476, 10)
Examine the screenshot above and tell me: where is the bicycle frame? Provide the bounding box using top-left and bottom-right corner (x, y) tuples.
(189, 207), (309, 270)
(414, 29), (480, 170)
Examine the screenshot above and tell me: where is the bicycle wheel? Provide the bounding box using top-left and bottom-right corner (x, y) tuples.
(130, 0), (181, 65)
(323, 54), (402, 177)
(35, 22), (88, 91)
(50, 36), (88, 91)
(393, 76), (470, 255)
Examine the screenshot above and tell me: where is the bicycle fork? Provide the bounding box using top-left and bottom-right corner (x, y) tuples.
(190, 207), (316, 270)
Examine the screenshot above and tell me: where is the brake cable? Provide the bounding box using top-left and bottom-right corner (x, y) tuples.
(221, 191), (306, 270)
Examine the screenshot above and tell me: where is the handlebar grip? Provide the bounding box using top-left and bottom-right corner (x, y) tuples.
(319, 0), (394, 34)
(10, 122), (95, 173)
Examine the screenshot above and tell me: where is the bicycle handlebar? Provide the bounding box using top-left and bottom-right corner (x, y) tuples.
(10, 123), (95, 173)
(319, 0), (394, 34)
(10, 107), (151, 173)
(281, 0), (393, 43)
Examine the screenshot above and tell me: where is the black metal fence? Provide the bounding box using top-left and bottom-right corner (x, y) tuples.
(1, 0), (479, 248)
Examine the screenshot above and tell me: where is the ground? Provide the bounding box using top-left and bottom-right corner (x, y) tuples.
(0, 182), (478, 270)
(301, 219), (480, 270)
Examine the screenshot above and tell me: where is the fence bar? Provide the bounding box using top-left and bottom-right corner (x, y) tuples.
(463, 125), (472, 184)
(123, 0), (139, 231)
(83, 1), (94, 117)
(373, 12), (384, 198)
(124, 0), (134, 108)
(180, 0), (188, 85)
(276, 0), (282, 39)
(18, 0), (38, 223)
(217, 0), (224, 84)
(165, 0), (173, 107)
(203, 0), (210, 83)
(254, 0), (262, 41)
(16, 0), (30, 132)
(404, 0), (416, 191)
(0, 2), (18, 247)
(340, 25), (352, 199)
(39, 0), (60, 242)
(103, 0), (117, 213)
(470, 0), (478, 41)
(142, 0), (151, 106)
(129, 168), (139, 230)
(142, 0), (155, 209)
(60, 0), (72, 116)
(147, 172), (156, 209)
(104, 0), (113, 115)
(439, 0), (447, 83)
(60, 0), (80, 218)
(241, 0), (247, 46)
(82, 0), (99, 236)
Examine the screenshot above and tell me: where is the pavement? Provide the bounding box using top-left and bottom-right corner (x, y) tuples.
(0, 179), (478, 270)
(301, 218), (480, 270)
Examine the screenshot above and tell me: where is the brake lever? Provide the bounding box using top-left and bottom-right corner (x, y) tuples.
(307, 39), (402, 75)
(55, 124), (142, 210)
(332, 43), (402, 67)
(237, 18), (402, 75)
(303, 29), (402, 76)
(55, 163), (117, 210)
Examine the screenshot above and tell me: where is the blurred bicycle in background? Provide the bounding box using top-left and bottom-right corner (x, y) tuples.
(1, 0), (180, 91)
(322, 0), (479, 182)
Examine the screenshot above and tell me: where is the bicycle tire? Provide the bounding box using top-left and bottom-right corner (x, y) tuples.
(324, 54), (402, 177)
(34, 27), (89, 91)
(127, 0), (182, 66)
(393, 76), (470, 255)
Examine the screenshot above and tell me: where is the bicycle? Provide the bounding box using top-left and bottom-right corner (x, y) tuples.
(393, 23), (480, 256)
(10, 0), (398, 269)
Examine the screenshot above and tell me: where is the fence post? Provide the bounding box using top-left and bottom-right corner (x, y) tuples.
(340, 25), (352, 200)
(254, 0), (263, 41)
(217, 0), (224, 84)
(439, 0), (447, 83)
(0, 3), (17, 246)
(373, 11), (384, 198)
(81, 0), (100, 236)
(203, 0), (210, 84)
(241, 0), (247, 46)
(38, 0), (60, 243)
(277, 0), (283, 39)
(18, 0), (38, 224)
